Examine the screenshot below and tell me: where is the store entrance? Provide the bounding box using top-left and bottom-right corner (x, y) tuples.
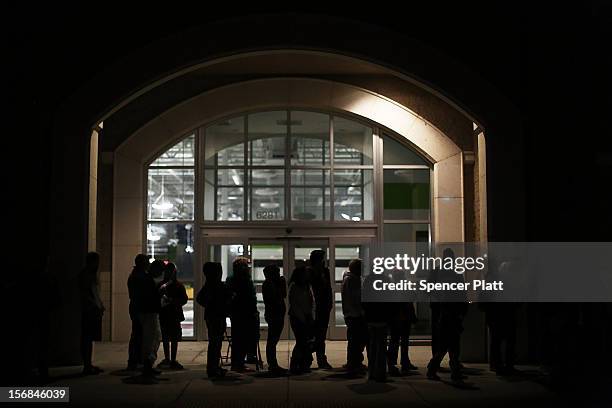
(200, 233), (373, 340)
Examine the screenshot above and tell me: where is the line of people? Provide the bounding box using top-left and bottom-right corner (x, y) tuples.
(79, 250), (518, 384)
(195, 251), (424, 382)
(196, 250), (334, 377)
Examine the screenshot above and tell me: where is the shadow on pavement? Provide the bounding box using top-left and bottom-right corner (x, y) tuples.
(347, 381), (397, 394)
(208, 373), (254, 386)
(322, 372), (367, 381)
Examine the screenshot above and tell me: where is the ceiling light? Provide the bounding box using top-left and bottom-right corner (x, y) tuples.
(152, 202), (173, 210)
(351, 216), (361, 222)
(260, 202), (280, 209)
(341, 213), (351, 220)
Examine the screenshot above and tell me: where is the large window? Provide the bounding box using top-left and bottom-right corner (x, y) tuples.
(203, 111), (374, 222)
(145, 113), (434, 338)
(147, 135), (196, 337)
(147, 116), (432, 230)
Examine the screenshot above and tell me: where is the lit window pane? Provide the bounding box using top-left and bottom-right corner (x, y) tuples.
(333, 117), (373, 165)
(383, 134), (429, 165)
(146, 223), (195, 276)
(333, 169), (373, 221)
(290, 111), (330, 166)
(249, 111), (287, 166)
(150, 135), (195, 167)
(205, 117), (245, 166)
(204, 170), (214, 220)
(249, 168), (285, 220)
(291, 187), (330, 220)
(251, 187), (284, 220)
(384, 169), (430, 220)
(291, 169), (330, 220)
(216, 187), (244, 221)
(147, 169), (194, 220)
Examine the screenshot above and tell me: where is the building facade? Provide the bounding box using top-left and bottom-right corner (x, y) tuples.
(47, 16), (525, 365)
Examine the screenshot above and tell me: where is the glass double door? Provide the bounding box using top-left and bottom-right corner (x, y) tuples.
(201, 236), (372, 340)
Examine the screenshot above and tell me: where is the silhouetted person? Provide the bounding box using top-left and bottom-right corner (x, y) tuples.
(136, 259), (164, 380)
(482, 260), (519, 375)
(484, 302), (519, 375)
(387, 301), (417, 376)
(126, 254), (148, 371)
(308, 249), (333, 369)
(362, 272), (392, 382)
(342, 259), (368, 373)
(427, 248), (468, 382)
(157, 262), (188, 370)
(197, 262), (232, 378)
(246, 313), (261, 365)
(288, 265), (315, 374)
(386, 270), (417, 376)
(78, 252), (105, 375)
(262, 264), (287, 374)
(226, 257), (258, 372)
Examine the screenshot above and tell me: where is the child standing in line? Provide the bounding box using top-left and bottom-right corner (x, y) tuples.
(157, 262), (188, 370)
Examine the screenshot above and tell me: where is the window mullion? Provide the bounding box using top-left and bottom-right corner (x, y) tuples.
(244, 115), (248, 221)
(330, 115), (335, 221)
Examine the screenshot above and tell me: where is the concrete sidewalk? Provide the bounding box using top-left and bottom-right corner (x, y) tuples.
(41, 341), (586, 407)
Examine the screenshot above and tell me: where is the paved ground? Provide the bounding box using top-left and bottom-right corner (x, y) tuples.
(42, 341), (607, 407)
